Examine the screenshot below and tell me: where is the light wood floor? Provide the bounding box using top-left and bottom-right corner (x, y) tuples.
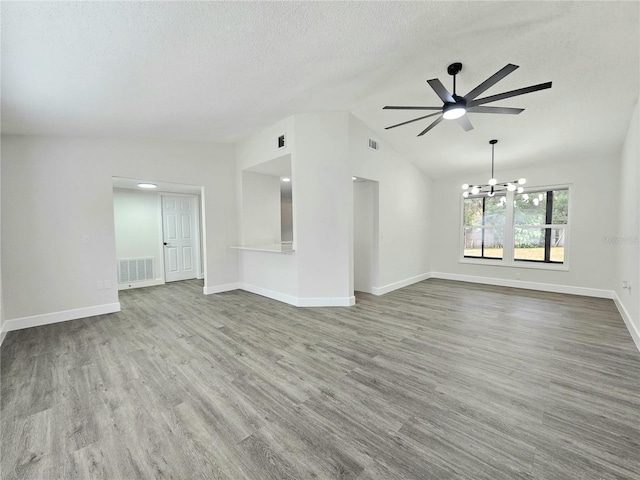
(2, 279), (639, 479)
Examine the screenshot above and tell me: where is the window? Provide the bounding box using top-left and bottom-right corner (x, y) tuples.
(514, 189), (568, 263)
(461, 186), (569, 268)
(463, 194), (506, 259)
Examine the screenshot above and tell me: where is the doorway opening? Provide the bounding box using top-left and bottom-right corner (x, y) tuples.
(112, 177), (204, 291)
(353, 178), (379, 294)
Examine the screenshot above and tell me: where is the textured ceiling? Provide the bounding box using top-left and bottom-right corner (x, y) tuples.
(2, 1), (638, 178)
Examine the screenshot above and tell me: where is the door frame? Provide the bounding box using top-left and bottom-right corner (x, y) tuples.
(352, 178), (379, 295)
(160, 193), (203, 281)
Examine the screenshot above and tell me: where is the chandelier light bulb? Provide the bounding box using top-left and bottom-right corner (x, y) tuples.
(462, 191), (469, 198)
(459, 140), (526, 198)
(533, 198), (539, 206)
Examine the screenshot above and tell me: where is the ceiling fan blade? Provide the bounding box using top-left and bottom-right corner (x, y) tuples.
(383, 106), (442, 110)
(385, 112), (442, 130)
(427, 78), (454, 103)
(417, 115), (444, 136)
(469, 82), (552, 107)
(464, 64), (519, 101)
(467, 106), (524, 114)
(456, 115), (473, 132)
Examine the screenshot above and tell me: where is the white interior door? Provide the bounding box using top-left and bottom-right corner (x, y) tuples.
(162, 195), (198, 282)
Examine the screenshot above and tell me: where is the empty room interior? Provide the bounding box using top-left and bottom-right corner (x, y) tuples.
(1, 2), (639, 479)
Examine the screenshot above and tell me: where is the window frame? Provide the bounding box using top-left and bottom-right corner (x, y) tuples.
(513, 189), (569, 265)
(459, 184), (571, 271)
(462, 194), (507, 261)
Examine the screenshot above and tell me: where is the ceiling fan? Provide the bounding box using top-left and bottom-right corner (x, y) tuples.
(383, 63), (552, 136)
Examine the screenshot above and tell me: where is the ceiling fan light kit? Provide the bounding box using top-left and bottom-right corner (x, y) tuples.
(462, 139), (526, 198)
(442, 102), (467, 120)
(384, 62), (552, 135)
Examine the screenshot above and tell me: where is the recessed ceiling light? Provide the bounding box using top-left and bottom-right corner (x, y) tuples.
(137, 183), (157, 189)
(281, 177), (291, 182)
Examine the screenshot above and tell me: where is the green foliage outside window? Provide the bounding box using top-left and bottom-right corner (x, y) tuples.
(514, 190), (567, 249)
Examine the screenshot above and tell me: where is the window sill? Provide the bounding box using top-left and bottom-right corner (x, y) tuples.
(459, 258), (569, 271)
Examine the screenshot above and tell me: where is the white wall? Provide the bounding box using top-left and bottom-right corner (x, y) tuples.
(236, 113), (355, 306)
(349, 115), (432, 293)
(236, 116), (300, 300)
(430, 154), (619, 295)
(235, 112), (433, 306)
(1, 135), (237, 326)
(113, 188), (164, 289)
(294, 112), (352, 302)
(0, 157), (4, 343)
(614, 100), (640, 349)
(241, 171), (281, 246)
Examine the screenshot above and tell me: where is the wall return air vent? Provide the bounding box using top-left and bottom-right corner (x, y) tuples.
(118, 258), (154, 284)
(368, 138), (379, 150)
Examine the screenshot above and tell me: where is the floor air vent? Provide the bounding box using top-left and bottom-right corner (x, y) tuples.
(118, 258), (154, 284)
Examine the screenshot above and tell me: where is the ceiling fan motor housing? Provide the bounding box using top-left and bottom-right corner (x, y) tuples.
(450, 95), (466, 107)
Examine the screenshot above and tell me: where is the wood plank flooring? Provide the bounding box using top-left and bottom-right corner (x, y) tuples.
(2, 279), (639, 479)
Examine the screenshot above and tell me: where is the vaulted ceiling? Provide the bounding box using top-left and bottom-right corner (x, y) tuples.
(2, 1), (638, 178)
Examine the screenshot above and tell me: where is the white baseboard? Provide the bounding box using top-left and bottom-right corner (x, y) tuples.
(3, 303), (121, 333)
(203, 282), (241, 295)
(613, 293), (640, 352)
(239, 283), (355, 307)
(117, 278), (164, 291)
(0, 328), (7, 347)
(429, 272), (614, 299)
(372, 272), (431, 296)
(240, 283), (300, 306)
(297, 296), (356, 307)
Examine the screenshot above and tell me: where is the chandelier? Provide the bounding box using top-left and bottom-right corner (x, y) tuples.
(462, 139), (526, 197)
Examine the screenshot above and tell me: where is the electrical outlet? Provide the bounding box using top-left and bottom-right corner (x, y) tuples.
(622, 281), (632, 291)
